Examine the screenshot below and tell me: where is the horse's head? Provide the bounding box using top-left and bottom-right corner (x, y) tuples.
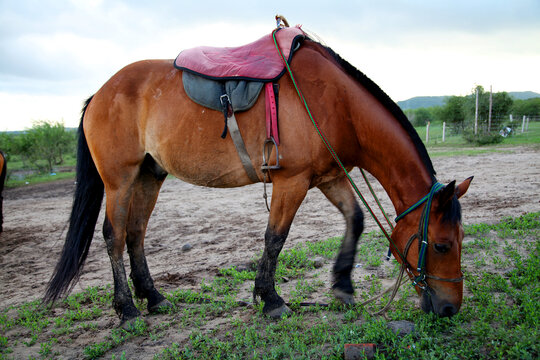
(391, 177), (473, 317)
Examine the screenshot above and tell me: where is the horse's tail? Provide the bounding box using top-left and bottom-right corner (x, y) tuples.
(44, 95), (104, 304)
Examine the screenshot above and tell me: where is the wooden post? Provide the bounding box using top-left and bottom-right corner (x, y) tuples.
(475, 88), (479, 135)
(522, 116), (526, 133)
(442, 122), (446, 142)
(426, 121), (430, 143)
(488, 85), (492, 132)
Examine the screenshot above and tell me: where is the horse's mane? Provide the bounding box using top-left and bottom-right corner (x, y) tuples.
(310, 40), (436, 180)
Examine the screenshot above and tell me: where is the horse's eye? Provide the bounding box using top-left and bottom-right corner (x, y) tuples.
(434, 243), (451, 254)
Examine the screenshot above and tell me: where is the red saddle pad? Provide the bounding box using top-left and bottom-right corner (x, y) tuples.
(175, 27), (305, 81)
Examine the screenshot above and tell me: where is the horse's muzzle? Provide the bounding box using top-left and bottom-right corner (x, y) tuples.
(420, 288), (461, 318)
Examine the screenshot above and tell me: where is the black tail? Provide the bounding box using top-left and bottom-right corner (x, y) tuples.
(44, 95), (104, 304)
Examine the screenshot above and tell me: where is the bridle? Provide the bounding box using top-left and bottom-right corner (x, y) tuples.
(394, 182), (464, 290)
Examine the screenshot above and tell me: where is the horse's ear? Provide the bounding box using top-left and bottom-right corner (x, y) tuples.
(438, 180), (456, 210)
(456, 176), (473, 199)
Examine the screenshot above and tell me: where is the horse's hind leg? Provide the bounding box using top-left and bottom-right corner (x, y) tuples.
(254, 175), (310, 318)
(125, 156), (171, 313)
(102, 178), (142, 325)
(102, 156), (168, 326)
(318, 176), (364, 304)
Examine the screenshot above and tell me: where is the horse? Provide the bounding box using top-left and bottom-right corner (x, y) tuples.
(44, 30), (472, 327)
(0, 151), (5, 233)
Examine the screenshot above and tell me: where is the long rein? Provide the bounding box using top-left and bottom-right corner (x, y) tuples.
(271, 29), (462, 315)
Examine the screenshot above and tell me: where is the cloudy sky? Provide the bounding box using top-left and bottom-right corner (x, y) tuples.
(1, 0), (539, 131)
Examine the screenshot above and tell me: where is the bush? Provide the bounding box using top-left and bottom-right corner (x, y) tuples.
(463, 131), (504, 145)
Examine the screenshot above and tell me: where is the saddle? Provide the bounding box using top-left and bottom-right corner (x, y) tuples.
(175, 26), (304, 81)
(174, 26), (305, 183)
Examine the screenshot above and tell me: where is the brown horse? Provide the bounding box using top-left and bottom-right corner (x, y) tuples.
(45, 34), (472, 326)
(0, 151), (5, 233)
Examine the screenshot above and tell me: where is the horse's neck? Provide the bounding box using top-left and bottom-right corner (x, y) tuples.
(349, 91), (434, 215)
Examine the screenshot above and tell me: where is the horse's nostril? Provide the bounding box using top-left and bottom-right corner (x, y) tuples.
(440, 304), (458, 317)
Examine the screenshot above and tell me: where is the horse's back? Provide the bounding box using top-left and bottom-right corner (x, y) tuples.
(83, 59), (266, 188)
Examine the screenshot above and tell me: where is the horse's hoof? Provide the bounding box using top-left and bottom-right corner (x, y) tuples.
(148, 299), (174, 314)
(333, 288), (356, 305)
(265, 304), (292, 319)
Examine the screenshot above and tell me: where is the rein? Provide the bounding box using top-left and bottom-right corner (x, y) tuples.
(271, 28), (463, 312)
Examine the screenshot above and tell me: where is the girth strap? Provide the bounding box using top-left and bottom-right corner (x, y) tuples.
(220, 94), (259, 183)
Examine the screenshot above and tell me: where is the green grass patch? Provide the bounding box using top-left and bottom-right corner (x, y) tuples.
(0, 214), (538, 359)
(6, 171), (75, 188)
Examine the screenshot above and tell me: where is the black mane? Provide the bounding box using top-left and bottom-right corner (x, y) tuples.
(315, 41), (436, 180)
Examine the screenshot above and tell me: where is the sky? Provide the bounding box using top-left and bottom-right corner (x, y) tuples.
(1, 0), (539, 131)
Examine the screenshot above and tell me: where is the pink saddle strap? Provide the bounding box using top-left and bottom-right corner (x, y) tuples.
(265, 83), (279, 145)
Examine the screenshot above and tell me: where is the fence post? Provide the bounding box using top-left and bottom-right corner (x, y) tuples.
(474, 88), (479, 135)
(488, 85), (492, 132)
(522, 116), (526, 133)
(426, 121), (430, 143)
(442, 122), (446, 142)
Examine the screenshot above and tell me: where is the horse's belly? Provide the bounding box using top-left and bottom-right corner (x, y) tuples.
(169, 163), (254, 188)
(149, 131), (258, 188)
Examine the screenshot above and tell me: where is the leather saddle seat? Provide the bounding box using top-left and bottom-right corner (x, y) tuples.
(175, 27), (305, 81)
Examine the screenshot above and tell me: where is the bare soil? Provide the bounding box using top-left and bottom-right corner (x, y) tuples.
(0, 146), (538, 358)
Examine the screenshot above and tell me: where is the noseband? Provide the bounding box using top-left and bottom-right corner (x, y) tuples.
(395, 182), (464, 290)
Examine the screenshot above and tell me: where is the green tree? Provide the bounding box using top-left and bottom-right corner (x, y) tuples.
(0, 132), (16, 162)
(440, 96), (466, 134)
(18, 121), (75, 173)
(464, 86), (513, 133)
(412, 107), (432, 126)
(511, 98), (540, 117)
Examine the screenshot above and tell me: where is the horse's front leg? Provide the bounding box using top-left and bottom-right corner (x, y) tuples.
(254, 175), (309, 318)
(318, 175), (364, 304)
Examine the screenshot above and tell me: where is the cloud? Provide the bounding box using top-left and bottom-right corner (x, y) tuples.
(0, 0), (539, 130)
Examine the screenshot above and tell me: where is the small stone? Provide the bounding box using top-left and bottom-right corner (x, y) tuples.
(181, 243), (193, 252)
(344, 343), (376, 360)
(312, 257), (325, 268)
(387, 320), (415, 336)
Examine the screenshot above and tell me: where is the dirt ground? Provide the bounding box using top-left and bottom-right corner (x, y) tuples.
(0, 146), (538, 312)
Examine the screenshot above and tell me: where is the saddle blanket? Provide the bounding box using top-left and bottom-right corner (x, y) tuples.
(174, 26), (305, 81)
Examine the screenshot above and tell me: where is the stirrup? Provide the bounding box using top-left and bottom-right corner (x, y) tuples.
(261, 137), (281, 171)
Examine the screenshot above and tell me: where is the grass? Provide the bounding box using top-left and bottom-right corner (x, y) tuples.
(0, 212), (538, 359)
(415, 120), (540, 157)
(4, 153), (76, 188)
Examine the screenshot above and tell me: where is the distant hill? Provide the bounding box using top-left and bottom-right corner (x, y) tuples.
(397, 91), (540, 110)
(397, 96), (448, 110)
(508, 91), (540, 100)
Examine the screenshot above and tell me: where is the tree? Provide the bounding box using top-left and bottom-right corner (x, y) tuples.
(440, 96), (466, 134)
(18, 121), (75, 174)
(463, 86), (513, 132)
(412, 108), (432, 126)
(511, 98), (540, 117)
(0, 133), (16, 162)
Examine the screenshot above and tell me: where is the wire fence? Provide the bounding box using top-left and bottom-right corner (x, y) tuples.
(420, 115), (538, 144)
